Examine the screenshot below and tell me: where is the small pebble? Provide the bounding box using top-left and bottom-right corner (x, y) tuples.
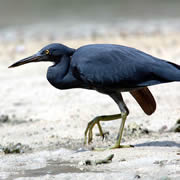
(0, 115), (9, 123)
(85, 160), (92, 165)
(119, 158), (126, 162)
(78, 161), (84, 166)
(153, 160), (167, 167)
(134, 174), (141, 179)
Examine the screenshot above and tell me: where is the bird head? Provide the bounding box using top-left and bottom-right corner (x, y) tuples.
(8, 43), (75, 68)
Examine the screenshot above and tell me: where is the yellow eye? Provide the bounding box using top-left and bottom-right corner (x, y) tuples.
(45, 49), (50, 55)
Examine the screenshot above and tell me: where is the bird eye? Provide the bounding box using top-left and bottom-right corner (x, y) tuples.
(45, 49), (50, 55)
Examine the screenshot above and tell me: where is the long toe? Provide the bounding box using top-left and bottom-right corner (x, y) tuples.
(92, 144), (134, 151)
(109, 144), (134, 149)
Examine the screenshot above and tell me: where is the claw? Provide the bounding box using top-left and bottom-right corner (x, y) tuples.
(88, 128), (93, 144)
(84, 116), (105, 145)
(84, 114), (121, 147)
(102, 134), (105, 140)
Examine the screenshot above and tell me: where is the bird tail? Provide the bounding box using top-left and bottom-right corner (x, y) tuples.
(153, 60), (180, 82)
(130, 87), (156, 115)
(168, 61), (180, 71)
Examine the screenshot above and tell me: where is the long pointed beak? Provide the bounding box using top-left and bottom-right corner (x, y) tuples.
(8, 54), (42, 68)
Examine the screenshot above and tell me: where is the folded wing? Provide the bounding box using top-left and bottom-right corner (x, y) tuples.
(72, 44), (180, 90)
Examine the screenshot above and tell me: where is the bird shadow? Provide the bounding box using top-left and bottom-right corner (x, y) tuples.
(134, 140), (180, 148)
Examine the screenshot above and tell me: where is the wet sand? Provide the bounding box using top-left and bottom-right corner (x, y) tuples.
(0, 25), (180, 179)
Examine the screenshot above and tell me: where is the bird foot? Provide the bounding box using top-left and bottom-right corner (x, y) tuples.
(84, 116), (105, 145)
(110, 144), (134, 149)
(92, 144), (134, 151)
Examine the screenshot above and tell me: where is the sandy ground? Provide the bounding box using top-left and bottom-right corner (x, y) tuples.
(0, 29), (180, 179)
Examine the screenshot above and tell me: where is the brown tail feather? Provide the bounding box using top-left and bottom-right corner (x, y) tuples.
(130, 87), (156, 115)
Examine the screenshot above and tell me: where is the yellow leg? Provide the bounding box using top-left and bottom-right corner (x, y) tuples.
(94, 113), (133, 151)
(110, 113), (133, 149)
(84, 92), (134, 150)
(84, 114), (121, 145)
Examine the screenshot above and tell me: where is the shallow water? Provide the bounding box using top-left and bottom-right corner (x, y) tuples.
(11, 160), (85, 179)
(0, 148), (87, 180)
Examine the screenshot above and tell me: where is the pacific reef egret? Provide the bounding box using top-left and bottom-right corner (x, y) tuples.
(9, 43), (180, 149)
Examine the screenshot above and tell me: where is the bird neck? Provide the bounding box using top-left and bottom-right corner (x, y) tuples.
(54, 55), (70, 77)
(47, 55), (71, 84)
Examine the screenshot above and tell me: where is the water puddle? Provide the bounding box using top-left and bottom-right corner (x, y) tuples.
(9, 160), (86, 179)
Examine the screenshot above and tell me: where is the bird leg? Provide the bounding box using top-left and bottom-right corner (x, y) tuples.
(108, 93), (133, 149)
(94, 112), (133, 151)
(84, 92), (133, 150)
(84, 114), (121, 145)
(110, 112), (133, 149)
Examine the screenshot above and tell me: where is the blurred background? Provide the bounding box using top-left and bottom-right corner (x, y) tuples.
(1, 0), (180, 27)
(1, 0), (180, 37)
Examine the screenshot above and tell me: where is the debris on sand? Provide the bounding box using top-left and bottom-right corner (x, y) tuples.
(169, 119), (180, 132)
(158, 125), (168, 133)
(0, 143), (32, 154)
(0, 114), (9, 123)
(153, 160), (168, 167)
(134, 174), (141, 179)
(124, 122), (150, 139)
(79, 154), (114, 166)
(0, 114), (33, 125)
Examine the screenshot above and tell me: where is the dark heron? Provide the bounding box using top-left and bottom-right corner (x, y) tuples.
(9, 43), (180, 149)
